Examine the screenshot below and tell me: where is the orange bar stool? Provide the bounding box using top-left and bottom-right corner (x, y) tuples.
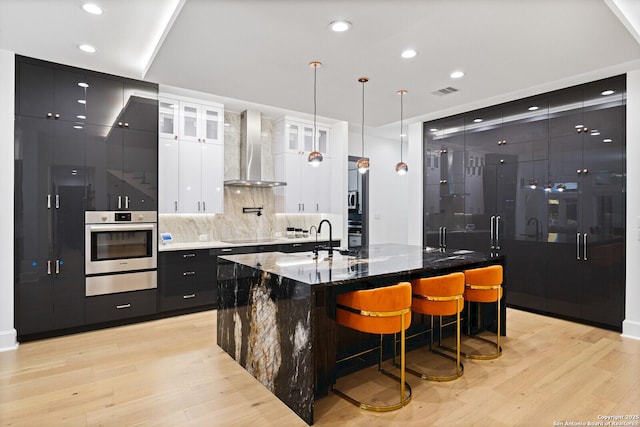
(333, 282), (412, 412)
(462, 264), (504, 360)
(409, 272), (465, 381)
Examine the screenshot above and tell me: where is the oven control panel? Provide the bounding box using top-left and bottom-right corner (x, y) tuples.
(86, 211), (157, 224)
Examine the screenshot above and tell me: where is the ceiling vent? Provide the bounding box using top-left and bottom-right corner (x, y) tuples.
(431, 86), (459, 96)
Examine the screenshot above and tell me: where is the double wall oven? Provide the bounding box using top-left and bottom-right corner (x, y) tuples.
(85, 211), (157, 296)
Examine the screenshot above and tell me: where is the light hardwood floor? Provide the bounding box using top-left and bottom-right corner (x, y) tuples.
(1, 308), (639, 426)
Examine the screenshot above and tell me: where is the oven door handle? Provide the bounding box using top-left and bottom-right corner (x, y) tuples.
(88, 223), (155, 232)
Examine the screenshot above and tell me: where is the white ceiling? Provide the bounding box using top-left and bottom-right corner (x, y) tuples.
(2, 0), (640, 136)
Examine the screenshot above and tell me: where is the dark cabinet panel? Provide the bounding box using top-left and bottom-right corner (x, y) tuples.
(159, 250), (216, 311)
(85, 124), (157, 211)
(86, 290), (157, 324)
(85, 73), (158, 132)
(14, 116), (86, 335)
(16, 58), (87, 121)
(423, 74), (626, 330)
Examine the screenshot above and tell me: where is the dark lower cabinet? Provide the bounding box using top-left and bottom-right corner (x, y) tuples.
(86, 290), (157, 324)
(159, 250), (217, 311)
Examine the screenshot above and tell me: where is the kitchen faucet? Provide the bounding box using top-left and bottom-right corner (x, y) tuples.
(527, 217), (540, 241)
(309, 225), (319, 260)
(317, 219), (333, 258)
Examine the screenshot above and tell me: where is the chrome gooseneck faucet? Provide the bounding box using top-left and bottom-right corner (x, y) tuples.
(317, 219), (333, 258)
(309, 225), (319, 260)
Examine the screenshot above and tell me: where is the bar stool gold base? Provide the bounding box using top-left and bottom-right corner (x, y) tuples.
(332, 369), (412, 412)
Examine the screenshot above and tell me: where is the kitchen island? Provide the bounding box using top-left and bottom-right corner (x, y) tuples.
(216, 244), (504, 425)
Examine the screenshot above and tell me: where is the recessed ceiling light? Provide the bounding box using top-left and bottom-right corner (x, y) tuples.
(78, 82), (89, 88)
(430, 128), (438, 132)
(603, 138), (613, 143)
(450, 70), (465, 79)
(77, 115), (86, 120)
(601, 90), (614, 96)
(401, 49), (417, 59)
(73, 125), (83, 129)
(528, 106), (539, 111)
(82, 3), (103, 15)
(79, 44), (96, 53)
(575, 124), (583, 129)
(77, 99), (86, 104)
(329, 20), (351, 32)
(473, 118), (483, 123)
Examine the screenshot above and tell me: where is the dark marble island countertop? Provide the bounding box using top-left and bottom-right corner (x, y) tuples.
(218, 243), (498, 286)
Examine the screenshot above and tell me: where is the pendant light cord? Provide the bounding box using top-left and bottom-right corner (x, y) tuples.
(313, 63), (317, 152)
(361, 79), (365, 156)
(400, 90), (404, 162)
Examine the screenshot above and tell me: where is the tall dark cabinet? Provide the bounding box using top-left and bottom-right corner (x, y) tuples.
(14, 56), (158, 337)
(423, 75), (626, 330)
(14, 59), (88, 334)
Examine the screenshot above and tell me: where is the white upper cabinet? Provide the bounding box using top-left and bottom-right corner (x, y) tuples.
(158, 93), (224, 214)
(159, 96), (223, 144)
(274, 116), (334, 214)
(275, 117), (330, 155)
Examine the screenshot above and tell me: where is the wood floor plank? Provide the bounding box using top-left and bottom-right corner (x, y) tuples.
(1, 309), (640, 426)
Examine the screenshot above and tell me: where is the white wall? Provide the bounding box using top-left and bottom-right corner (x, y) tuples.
(623, 71), (640, 340)
(0, 49), (17, 351)
(348, 130), (409, 245)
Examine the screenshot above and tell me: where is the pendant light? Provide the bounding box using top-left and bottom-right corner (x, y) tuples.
(395, 89), (408, 175)
(307, 61), (323, 167)
(356, 77), (370, 174)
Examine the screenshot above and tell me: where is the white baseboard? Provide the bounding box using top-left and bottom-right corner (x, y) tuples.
(622, 319), (640, 341)
(0, 329), (18, 352)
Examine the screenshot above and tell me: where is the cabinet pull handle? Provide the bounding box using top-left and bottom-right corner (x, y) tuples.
(55, 194), (60, 209)
(490, 216), (496, 250)
(292, 243), (301, 247)
(183, 253), (196, 258)
(55, 259), (60, 274)
(116, 304), (131, 309)
(583, 234), (588, 261)
(221, 248), (233, 252)
(47, 260), (51, 275)
(175, 201), (178, 212)
(118, 196), (122, 209)
(47, 194), (51, 209)
(124, 123), (129, 128)
(54, 113), (60, 119)
(118, 122), (123, 127)
(495, 216), (501, 250)
(442, 227), (447, 249)
(202, 201), (206, 212)
(576, 233), (581, 260)
(198, 201), (201, 212)
(125, 196), (130, 209)
(183, 294), (196, 299)
(183, 271), (196, 276)
(47, 112), (53, 118)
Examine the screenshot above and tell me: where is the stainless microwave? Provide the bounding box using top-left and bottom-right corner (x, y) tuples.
(347, 191), (358, 209)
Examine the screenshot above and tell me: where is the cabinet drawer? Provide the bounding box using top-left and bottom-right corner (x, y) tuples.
(160, 289), (216, 311)
(85, 289), (157, 324)
(161, 250), (214, 265)
(161, 260), (214, 284)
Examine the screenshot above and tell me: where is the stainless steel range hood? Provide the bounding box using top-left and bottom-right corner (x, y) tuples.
(224, 110), (287, 188)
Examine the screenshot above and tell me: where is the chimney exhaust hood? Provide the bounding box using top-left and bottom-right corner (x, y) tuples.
(224, 110), (287, 188)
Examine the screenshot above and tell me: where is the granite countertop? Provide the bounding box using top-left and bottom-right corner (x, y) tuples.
(159, 236), (340, 252)
(218, 243), (499, 286)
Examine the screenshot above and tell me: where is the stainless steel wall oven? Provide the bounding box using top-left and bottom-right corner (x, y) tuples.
(85, 211), (157, 296)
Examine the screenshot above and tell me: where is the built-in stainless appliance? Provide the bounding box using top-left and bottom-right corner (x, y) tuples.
(347, 191), (358, 209)
(85, 211), (157, 296)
